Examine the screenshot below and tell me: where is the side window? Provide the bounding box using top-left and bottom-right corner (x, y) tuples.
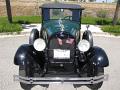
(72, 10), (80, 22)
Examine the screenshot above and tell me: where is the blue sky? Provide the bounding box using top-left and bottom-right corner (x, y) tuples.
(96, 0), (113, 3)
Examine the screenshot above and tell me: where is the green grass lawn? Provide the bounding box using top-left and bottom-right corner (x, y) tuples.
(101, 25), (120, 36)
(82, 16), (120, 35)
(0, 23), (22, 33)
(13, 16), (42, 24)
(81, 16), (113, 25)
(0, 16), (120, 35)
(0, 16), (41, 24)
(0, 16), (41, 33)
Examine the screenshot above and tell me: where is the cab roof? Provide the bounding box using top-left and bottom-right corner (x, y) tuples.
(40, 3), (84, 10)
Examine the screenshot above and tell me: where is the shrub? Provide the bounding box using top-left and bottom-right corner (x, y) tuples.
(81, 16), (97, 25)
(96, 10), (109, 25)
(96, 18), (112, 25)
(96, 10), (108, 18)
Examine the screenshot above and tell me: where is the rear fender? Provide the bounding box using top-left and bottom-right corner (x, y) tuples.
(88, 46), (109, 67)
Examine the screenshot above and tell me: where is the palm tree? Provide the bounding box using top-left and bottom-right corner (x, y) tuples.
(5, 0), (12, 23)
(112, 0), (120, 25)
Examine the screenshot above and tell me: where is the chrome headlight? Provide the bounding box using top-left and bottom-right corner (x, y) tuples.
(33, 38), (46, 51)
(78, 40), (90, 52)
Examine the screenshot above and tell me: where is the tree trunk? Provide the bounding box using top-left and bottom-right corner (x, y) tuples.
(5, 0), (12, 23)
(112, 0), (120, 25)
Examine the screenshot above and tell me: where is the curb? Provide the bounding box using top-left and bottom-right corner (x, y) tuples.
(0, 31), (120, 38)
(0, 32), (30, 38)
(92, 33), (120, 38)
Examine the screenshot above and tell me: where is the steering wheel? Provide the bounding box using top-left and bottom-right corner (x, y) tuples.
(63, 16), (72, 20)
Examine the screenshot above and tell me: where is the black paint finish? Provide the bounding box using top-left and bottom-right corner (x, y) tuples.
(29, 29), (39, 45)
(82, 30), (93, 48)
(14, 44), (35, 65)
(88, 46), (109, 67)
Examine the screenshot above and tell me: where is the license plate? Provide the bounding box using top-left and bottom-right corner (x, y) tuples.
(54, 49), (70, 59)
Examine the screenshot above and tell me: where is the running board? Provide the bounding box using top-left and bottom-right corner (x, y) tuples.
(14, 74), (108, 85)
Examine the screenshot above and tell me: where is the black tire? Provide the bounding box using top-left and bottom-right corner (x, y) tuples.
(19, 65), (33, 90)
(82, 30), (93, 48)
(87, 66), (104, 90)
(29, 29), (39, 45)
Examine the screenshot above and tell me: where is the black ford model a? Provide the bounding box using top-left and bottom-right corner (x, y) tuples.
(14, 3), (109, 90)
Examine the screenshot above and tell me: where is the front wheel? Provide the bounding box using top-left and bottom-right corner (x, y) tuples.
(87, 66), (104, 90)
(19, 65), (33, 90)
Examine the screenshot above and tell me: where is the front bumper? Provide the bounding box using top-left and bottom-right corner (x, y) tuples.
(14, 74), (108, 85)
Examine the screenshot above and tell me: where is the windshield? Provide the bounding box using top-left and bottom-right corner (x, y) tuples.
(42, 8), (81, 22)
(42, 8), (81, 36)
(50, 9), (72, 20)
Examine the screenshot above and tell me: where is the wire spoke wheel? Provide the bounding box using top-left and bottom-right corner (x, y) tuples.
(87, 65), (104, 90)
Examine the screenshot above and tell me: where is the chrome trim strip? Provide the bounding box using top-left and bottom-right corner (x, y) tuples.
(14, 74), (108, 85)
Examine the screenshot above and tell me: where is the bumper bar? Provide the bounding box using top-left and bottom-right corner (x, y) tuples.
(14, 74), (108, 85)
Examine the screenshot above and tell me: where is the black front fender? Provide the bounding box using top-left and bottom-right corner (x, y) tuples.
(14, 44), (36, 65)
(88, 46), (109, 67)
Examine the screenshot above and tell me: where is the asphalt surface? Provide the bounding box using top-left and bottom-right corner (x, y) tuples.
(0, 35), (120, 90)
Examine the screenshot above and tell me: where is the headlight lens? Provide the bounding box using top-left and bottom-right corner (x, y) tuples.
(33, 38), (46, 51)
(77, 40), (90, 52)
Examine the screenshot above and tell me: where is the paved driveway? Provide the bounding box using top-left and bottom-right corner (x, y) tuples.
(0, 35), (120, 90)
